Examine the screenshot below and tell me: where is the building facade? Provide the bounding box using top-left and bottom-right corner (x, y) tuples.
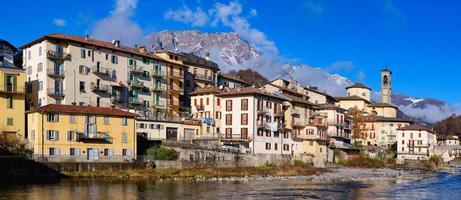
(396, 124), (437, 163)
(26, 104), (137, 162)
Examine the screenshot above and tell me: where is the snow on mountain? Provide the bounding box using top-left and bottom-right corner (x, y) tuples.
(140, 30), (460, 124)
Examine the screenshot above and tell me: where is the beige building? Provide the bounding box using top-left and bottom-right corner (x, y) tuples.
(136, 119), (200, 141)
(20, 33), (172, 120)
(26, 104), (137, 162)
(190, 86), (223, 139)
(396, 124), (437, 163)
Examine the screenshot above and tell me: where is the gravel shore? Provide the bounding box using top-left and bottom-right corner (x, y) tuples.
(201, 168), (424, 183)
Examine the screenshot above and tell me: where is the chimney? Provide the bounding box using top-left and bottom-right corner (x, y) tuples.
(137, 46), (147, 54)
(205, 52), (210, 61)
(85, 35), (90, 41)
(112, 40), (120, 48)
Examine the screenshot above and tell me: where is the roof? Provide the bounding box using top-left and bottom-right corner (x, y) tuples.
(0, 39), (17, 51)
(218, 72), (250, 86)
(381, 68), (392, 73)
(20, 33), (164, 60)
(369, 103), (397, 108)
(283, 94), (317, 106)
(364, 116), (413, 123)
(335, 95), (370, 103)
(217, 87), (288, 101)
(319, 104), (346, 111)
(397, 124), (434, 133)
(346, 83), (371, 90)
(26, 104), (138, 118)
(269, 78), (336, 100)
(190, 86), (222, 96)
(179, 52), (219, 71)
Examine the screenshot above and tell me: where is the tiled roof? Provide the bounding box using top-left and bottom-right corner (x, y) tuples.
(335, 95), (370, 103)
(218, 72), (250, 85)
(284, 94), (317, 106)
(319, 104), (346, 111)
(190, 86), (222, 95)
(20, 33), (164, 60)
(217, 87), (288, 100)
(346, 83), (371, 90)
(364, 116), (413, 123)
(26, 104), (138, 118)
(397, 124), (434, 133)
(179, 52), (219, 70)
(369, 103), (397, 108)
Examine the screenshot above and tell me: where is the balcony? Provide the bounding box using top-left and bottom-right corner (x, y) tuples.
(291, 110), (301, 117)
(257, 108), (270, 115)
(128, 65), (144, 74)
(92, 66), (110, 76)
(151, 71), (166, 78)
(91, 83), (110, 93)
(292, 120), (306, 128)
(150, 84), (165, 92)
(0, 85), (24, 94)
(47, 88), (65, 99)
(152, 102), (166, 109)
(47, 50), (71, 61)
(111, 95), (125, 103)
(196, 105), (205, 111)
(129, 97), (143, 106)
(194, 73), (213, 82)
(128, 80), (144, 88)
(77, 132), (113, 143)
(327, 120), (348, 127)
(256, 120), (269, 129)
(47, 68), (65, 78)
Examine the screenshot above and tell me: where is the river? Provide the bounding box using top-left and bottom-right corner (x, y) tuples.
(1, 170), (460, 200)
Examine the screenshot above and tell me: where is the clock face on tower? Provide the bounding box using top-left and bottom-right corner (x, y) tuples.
(383, 90), (388, 95)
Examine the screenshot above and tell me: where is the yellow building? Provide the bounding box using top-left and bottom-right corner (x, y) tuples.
(0, 65), (25, 140)
(26, 104), (137, 162)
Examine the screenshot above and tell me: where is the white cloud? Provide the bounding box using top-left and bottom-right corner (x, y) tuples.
(398, 104), (461, 124)
(249, 8), (258, 17)
(53, 18), (66, 27)
(305, 0), (324, 15)
(165, 1), (277, 54)
(164, 6), (209, 27)
(91, 0), (143, 46)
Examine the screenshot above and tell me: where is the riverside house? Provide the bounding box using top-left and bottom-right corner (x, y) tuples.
(26, 104), (137, 162)
(396, 124), (437, 163)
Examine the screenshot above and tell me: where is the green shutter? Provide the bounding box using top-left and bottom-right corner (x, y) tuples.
(3, 74), (7, 91)
(13, 75), (17, 92)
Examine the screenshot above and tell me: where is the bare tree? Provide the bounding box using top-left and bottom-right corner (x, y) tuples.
(348, 107), (367, 140)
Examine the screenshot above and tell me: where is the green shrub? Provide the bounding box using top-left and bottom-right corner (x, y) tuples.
(337, 158), (348, 166)
(147, 147), (179, 161)
(429, 155), (442, 167)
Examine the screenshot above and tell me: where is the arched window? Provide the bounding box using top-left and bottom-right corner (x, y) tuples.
(383, 75), (389, 85)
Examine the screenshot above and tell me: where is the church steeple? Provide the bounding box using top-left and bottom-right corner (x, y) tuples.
(381, 68), (392, 104)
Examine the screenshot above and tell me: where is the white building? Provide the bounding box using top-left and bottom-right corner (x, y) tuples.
(397, 124), (437, 163)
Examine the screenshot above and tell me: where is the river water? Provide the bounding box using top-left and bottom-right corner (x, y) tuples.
(1, 171), (461, 200)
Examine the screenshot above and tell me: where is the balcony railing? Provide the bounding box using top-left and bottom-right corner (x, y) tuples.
(151, 71), (166, 78)
(0, 85), (24, 94)
(47, 88), (65, 98)
(327, 120), (348, 127)
(128, 80), (144, 88)
(256, 120), (269, 129)
(91, 83), (110, 92)
(111, 95), (125, 103)
(128, 65), (144, 74)
(129, 97), (143, 105)
(196, 105), (205, 111)
(92, 66), (110, 76)
(47, 68), (65, 78)
(150, 84), (165, 92)
(194, 73), (213, 81)
(77, 132), (113, 143)
(47, 50), (71, 61)
(257, 108), (270, 115)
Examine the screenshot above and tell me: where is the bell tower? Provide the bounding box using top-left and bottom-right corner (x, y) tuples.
(381, 68), (392, 104)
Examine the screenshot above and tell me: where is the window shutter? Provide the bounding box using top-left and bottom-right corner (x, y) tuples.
(127, 149), (132, 157)
(94, 148), (99, 160)
(13, 75), (17, 91)
(108, 149), (113, 156)
(46, 131), (50, 140)
(55, 148), (60, 156)
(67, 131), (71, 141)
(75, 148), (80, 156)
(56, 131), (59, 140)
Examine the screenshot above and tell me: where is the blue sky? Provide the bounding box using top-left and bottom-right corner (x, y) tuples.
(1, 0), (460, 104)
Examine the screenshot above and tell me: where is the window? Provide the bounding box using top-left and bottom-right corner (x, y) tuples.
(265, 143), (271, 150)
(79, 65), (89, 75)
(79, 81), (85, 92)
(226, 100), (232, 111)
(80, 49), (86, 58)
(241, 113), (248, 125)
(241, 99), (248, 111)
(70, 148), (81, 156)
(123, 149), (132, 156)
(38, 46), (42, 56)
(30, 130), (35, 141)
(37, 63), (43, 72)
(206, 98), (209, 105)
(122, 117), (128, 126)
(104, 116), (110, 124)
(47, 113), (59, 122)
(402, 140), (405, 144)
(28, 50), (31, 59)
(283, 144), (290, 151)
(217, 98), (220, 106)
(122, 133), (128, 143)
(27, 66), (32, 75)
(49, 148), (60, 156)
(111, 55), (118, 64)
(241, 128), (248, 139)
(274, 143), (278, 150)
(225, 128), (232, 139)
(6, 118), (13, 126)
(38, 81), (43, 91)
(226, 114), (232, 125)
(257, 129), (263, 136)
(67, 131), (75, 141)
(6, 95), (13, 108)
(47, 130), (59, 140)
(257, 99), (263, 111)
(418, 132), (421, 138)
(266, 129), (271, 137)
(69, 115), (76, 123)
